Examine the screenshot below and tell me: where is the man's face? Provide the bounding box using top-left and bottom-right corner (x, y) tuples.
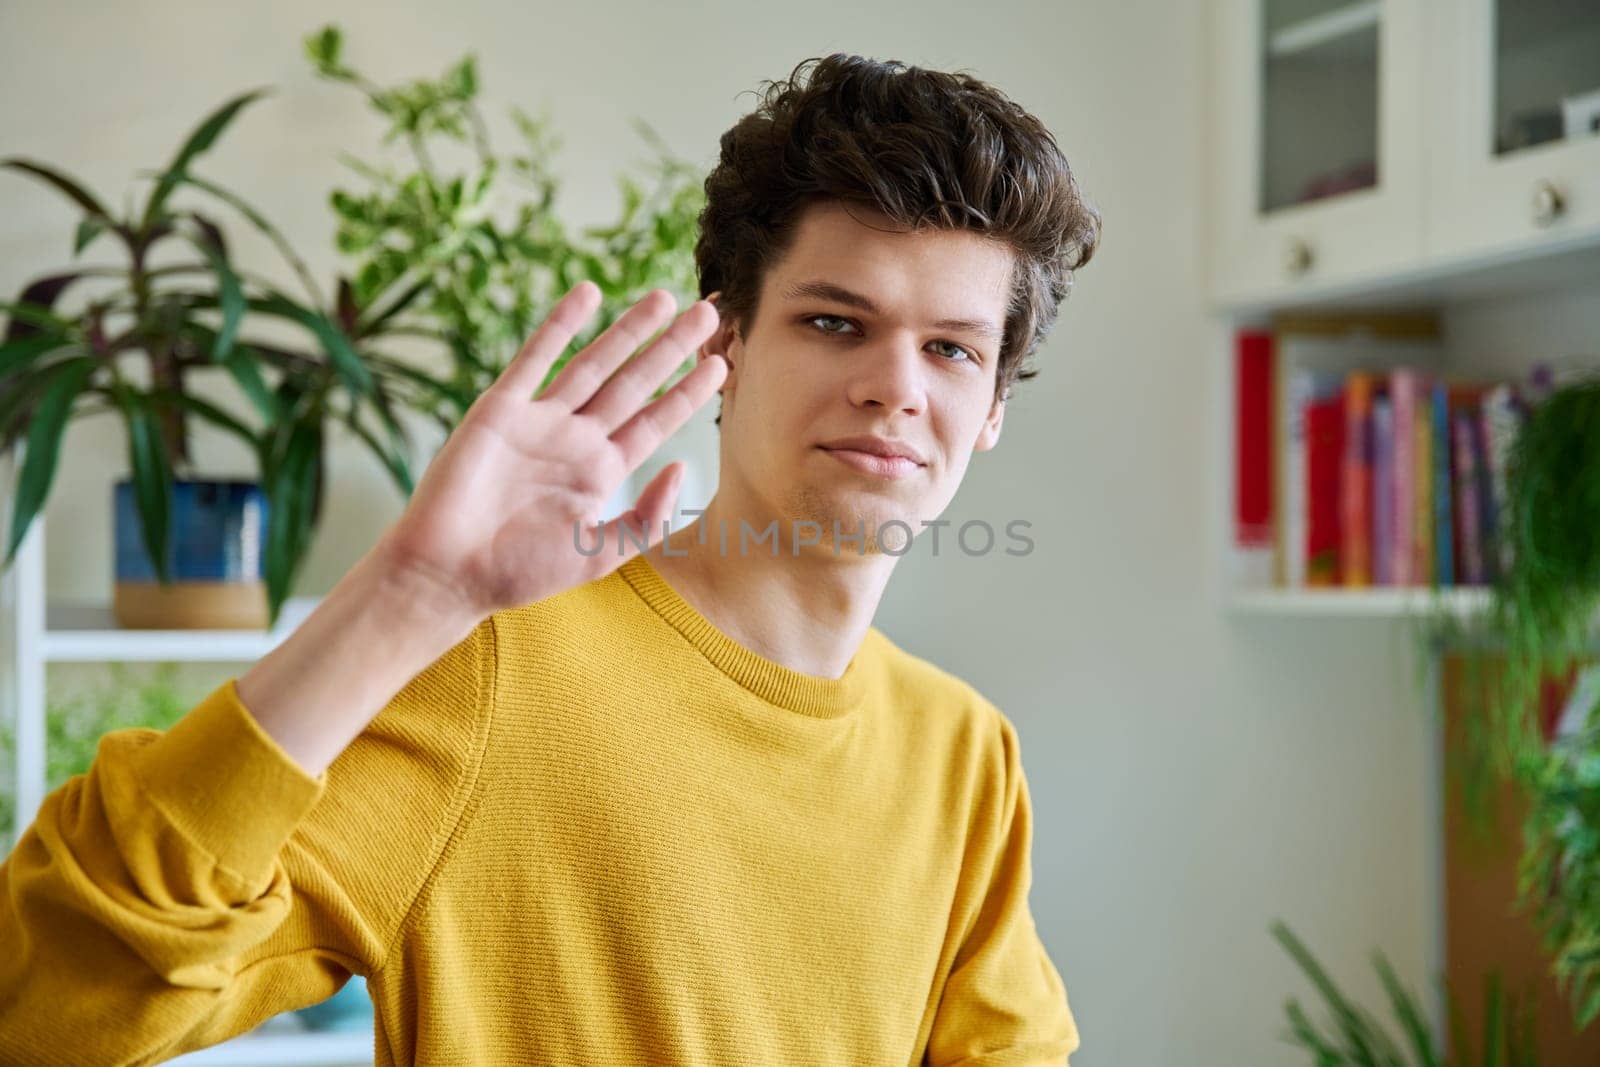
(709, 200), (1012, 555)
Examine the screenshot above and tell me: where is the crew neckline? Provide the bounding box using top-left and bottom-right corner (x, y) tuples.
(615, 553), (872, 720)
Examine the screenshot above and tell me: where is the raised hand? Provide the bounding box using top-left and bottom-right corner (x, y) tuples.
(375, 281), (727, 620)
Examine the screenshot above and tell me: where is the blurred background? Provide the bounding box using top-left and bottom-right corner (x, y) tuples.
(2, 1), (1598, 1064)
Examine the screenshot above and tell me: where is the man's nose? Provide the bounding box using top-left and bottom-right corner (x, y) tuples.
(845, 337), (927, 416)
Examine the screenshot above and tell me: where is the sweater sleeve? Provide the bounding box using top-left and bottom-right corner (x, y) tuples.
(923, 710), (1079, 1067)
(0, 614), (496, 1066)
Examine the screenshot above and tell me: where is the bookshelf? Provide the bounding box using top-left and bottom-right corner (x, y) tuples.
(1207, 2), (1600, 1054)
(1210, 269), (1597, 1063)
(0, 496), (372, 1064)
(1225, 586), (1491, 619)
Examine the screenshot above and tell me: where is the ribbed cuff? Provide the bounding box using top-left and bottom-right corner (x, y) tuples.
(129, 678), (326, 887)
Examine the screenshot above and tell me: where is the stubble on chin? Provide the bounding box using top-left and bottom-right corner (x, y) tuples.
(778, 483), (914, 557)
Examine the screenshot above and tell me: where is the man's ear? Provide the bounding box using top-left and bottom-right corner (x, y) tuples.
(697, 290), (739, 390)
(973, 392), (1006, 453)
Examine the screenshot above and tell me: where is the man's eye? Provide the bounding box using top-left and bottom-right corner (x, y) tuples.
(930, 341), (975, 363)
(806, 315), (975, 364)
(807, 314), (855, 334)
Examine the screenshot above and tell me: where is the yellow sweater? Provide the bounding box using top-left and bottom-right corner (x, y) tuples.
(0, 554), (1078, 1065)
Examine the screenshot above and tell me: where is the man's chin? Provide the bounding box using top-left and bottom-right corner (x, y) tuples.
(780, 490), (926, 555)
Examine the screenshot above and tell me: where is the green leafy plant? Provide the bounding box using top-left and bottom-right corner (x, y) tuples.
(0, 92), (420, 624)
(1272, 920), (1539, 1066)
(303, 24), (705, 431)
(1, 27), (709, 628)
(1520, 714), (1600, 1027)
(1434, 372), (1600, 1029)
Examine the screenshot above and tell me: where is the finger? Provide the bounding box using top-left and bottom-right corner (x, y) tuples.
(493, 281), (602, 400)
(610, 353), (729, 472)
(540, 289), (677, 411)
(577, 300), (720, 432)
(585, 462), (684, 576)
(631, 461), (687, 531)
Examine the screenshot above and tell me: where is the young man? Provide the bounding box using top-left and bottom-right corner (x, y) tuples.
(0, 54), (1099, 1064)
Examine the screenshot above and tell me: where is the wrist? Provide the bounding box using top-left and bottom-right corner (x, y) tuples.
(362, 535), (486, 637)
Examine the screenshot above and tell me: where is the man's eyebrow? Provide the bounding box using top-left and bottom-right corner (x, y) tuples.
(778, 280), (1004, 343)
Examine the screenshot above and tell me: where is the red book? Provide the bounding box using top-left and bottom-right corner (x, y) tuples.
(1235, 331), (1274, 550)
(1305, 393), (1346, 586)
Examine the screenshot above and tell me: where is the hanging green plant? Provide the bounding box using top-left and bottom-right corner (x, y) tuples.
(1434, 371), (1600, 1028)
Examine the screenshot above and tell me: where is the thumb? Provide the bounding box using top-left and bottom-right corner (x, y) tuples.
(592, 462), (685, 570)
(630, 461), (686, 531)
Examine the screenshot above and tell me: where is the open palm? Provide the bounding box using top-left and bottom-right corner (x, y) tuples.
(377, 281), (726, 618)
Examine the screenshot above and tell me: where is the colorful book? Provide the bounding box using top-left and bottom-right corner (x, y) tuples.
(1372, 396), (1395, 586)
(1263, 314), (1443, 590)
(1389, 369), (1422, 585)
(1284, 368), (1345, 586)
(1453, 408), (1485, 585)
(1341, 371), (1376, 587)
(1305, 391), (1345, 586)
(1413, 383), (1434, 586)
(1431, 379), (1454, 586)
(1234, 331), (1275, 559)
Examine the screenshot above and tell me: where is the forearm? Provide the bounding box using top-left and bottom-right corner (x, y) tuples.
(236, 536), (485, 778)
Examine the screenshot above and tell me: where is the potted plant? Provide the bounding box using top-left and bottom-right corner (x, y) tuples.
(1272, 920), (1540, 1065)
(1, 27), (708, 630)
(1437, 370), (1600, 1029)
(0, 91), (420, 629)
(300, 23), (706, 431)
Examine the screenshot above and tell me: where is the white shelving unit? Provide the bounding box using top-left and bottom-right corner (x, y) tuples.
(3, 512), (321, 837)
(1226, 585), (1492, 618)
(1206, 2), (1600, 1048)
(167, 1021), (371, 1067)
(0, 499), (371, 1065)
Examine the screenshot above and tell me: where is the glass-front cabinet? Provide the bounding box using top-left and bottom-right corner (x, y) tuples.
(1210, 0), (1426, 304)
(1260, 0), (1381, 213)
(1208, 0), (1600, 307)
(1426, 0), (1600, 262)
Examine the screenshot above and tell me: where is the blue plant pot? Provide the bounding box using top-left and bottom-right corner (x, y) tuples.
(294, 975), (373, 1033)
(112, 478), (272, 630)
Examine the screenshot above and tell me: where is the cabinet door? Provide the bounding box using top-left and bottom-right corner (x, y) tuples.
(1426, 0), (1600, 263)
(1210, 0), (1426, 306)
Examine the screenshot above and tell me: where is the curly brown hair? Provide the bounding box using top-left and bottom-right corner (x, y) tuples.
(696, 53), (1101, 411)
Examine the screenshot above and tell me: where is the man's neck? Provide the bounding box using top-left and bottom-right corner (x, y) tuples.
(640, 500), (896, 680)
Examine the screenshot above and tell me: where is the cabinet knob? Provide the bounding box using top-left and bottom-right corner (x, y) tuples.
(1531, 180), (1566, 227)
(1283, 237), (1314, 277)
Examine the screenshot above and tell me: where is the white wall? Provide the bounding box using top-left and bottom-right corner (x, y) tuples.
(0, 2), (1447, 1062)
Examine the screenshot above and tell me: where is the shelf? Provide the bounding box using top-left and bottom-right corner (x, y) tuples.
(1212, 226), (1600, 317)
(40, 597), (320, 662)
(1268, 1), (1380, 58)
(1227, 586), (1492, 618)
(166, 1029), (371, 1066)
